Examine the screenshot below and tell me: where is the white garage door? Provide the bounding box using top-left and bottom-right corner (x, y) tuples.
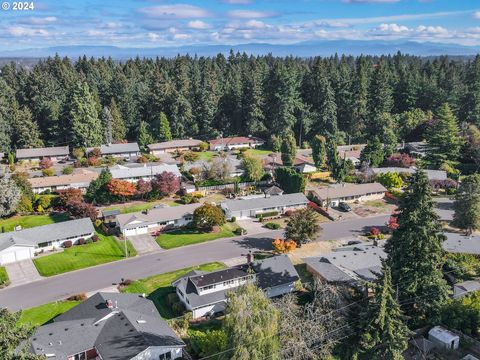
(0, 252), (16, 265)
(124, 227), (148, 236)
(15, 248), (32, 261)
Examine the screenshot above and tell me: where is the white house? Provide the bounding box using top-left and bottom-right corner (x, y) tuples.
(0, 218), (94, 265)
(28, 169), (99, 194)
(172, 255), (299, 319)
(109, 163), (181, 183)
(209, 136), (264, 151)
(220, 193), (308, 219)
(116, 203), (201, 237)
(16, 146), (70, 163)
(25, 292), (185, 360)
(428, 326), (460, 351)
(87, 142), (140, 160)
(148, 139), (202, 155)
(309, 182), (387, 207)
(293, 154), (317, 173)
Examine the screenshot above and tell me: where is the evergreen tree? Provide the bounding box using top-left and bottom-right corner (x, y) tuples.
(326, 137), (345, 182)
(137, 121), (154, 152)
(101, 106), (113, 144)
(242, 155), (264, 182)
(242, 60), (267, 136)
(453, 174), (480, 234)
(70, 81), (102, 147)
(109, 98), (126, 142)
(157, 112), (172, 142)
(12, 105), (44, 149)
(222, 283), (280, 360)
(461, 56), (480, 127)
(385, 171), (449, 324)
(281, 132), (297, 167)
(360, 136), (384, 167)
(85, 168), (112, 205)
(425, 103), (463, 168)
(275, 167), (306, 194)
(368, 59), (393, 122)
(311, 135), (327, 169)
(356, 265), (411, 360)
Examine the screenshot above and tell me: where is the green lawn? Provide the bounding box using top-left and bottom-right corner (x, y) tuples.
(197, 151), (217, 161)
(121, 262), (225, 318)
(33, 232), (137, 277)
(18, 301), (80, 329)
(104, 201), (180, 215)
(0, 212), (70, 232)
(0, 266), (9, 288)
(243, 148), (273, 158)
(156, 223), (238, 249)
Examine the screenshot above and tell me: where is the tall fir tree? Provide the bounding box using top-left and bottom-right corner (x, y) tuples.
(157, 112), (172, 142)
(137, 120), (154, 152)
(326, 137), (346, 182)
(461, 55), (480, 126)
(12, 105), (44, 149)
(70, 81), (102, 147)
(101, 106), (113, 144)
(453, 174), (480, 234)
(385, 170), (449, 325)
(311, 135), (327, 169)
(109, 98), (126, 142)
(359, 136), (384, 167)
(281, 132), (297, 167)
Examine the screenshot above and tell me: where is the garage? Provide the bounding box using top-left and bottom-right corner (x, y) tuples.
(124, 226), (149, 236)
(0, 245), (34, 265)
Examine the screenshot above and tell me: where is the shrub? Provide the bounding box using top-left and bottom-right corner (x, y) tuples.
(42, 168), (55, 177)
(230, 216), (236, 223)
(39, 157), (53, 169)
(85, 238), (93, 244)
(16, 195), (33, 214)
(87, 156), (101, 167)
(234, 227), (247, 235)
(36, 195), (52, 209)
(137, 155), (148, 163)
(370, 227), (381, 236)
(376, 171), (403, 189)
(66, 293), (87, 301)
(265, 222), (281, 230)
(172, 301), (184, 316)
(189, 329), (227, 358)
(180, 194), (193, 204)
(167, 293), (178, 306)
(385, 153), (415, 168)
(256, 211), (278, 218)
(62, 166), (74, 175)
(198, 141), (209, 151)
(77, 238), (86, 245)
(92, 234), (99, 242)
(120, 279), (133, 286)
(284, 210), (295, 217)
(63, 241), (73, 248)
(272, 238), (297, 253)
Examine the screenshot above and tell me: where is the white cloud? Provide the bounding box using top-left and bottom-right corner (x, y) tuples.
(188, 20), (211, 29)
(376, 23), (410, 33)
(173, 33), (191, 40)
(227, 10), (277, 18)
(138, 4), (211, 19)
(87, 30), (105, 37)
(416, 25), (448, 35)
(244, 20), (267, 29)
(7, 26), (49, 37)
(148, 32), (160, 41)
(473, 11), (480, 19)
(18, 16), (57, 25)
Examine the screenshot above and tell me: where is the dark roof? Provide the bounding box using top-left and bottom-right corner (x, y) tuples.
(443, 232), (480, 255)
(221, 193), (308, 212)
(28, 292), (184, 359)
(264, 186), (284, 196)
(148, 139), (202, 150)
(189, 267), (250, 288)
(87, 143), (140, 155)
(16, 146), (69, 159)
(252, 254), (299, 289)
(102, 209), (121, 217)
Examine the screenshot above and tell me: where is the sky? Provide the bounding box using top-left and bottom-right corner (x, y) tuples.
(0, 0), (480, 50)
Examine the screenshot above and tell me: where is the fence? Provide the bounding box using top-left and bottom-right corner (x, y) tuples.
(197, 180), (270, 191)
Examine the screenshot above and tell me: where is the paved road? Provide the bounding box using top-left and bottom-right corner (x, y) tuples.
(0, 214), (389, 311)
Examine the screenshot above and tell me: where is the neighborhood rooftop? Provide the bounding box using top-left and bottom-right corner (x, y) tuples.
(28, 170), (98, 189)
(442, 232), (480, 255)
(109, 163), (181, 180)
(87, 142), (140, 155)
(221, 192), (308, 212)
(148, 139), (202, 150)
(16, 145), (70, 159)
(311, 182), (387, 201)
(371, 167), (447, 181)
(209, 136), (264, 146)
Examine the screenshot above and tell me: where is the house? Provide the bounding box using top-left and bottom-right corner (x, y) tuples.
(116, 203), (201, 237)
(221, 193), (309, 219)
(209, 136), (264, 151)
(263, 185), (284, 197)
(109, 163), (181, 183)
(24, 292), (185, 360)
(453, 280), (480, 299)
(338, 144), (365, 165)
(0, 218), (94, 265)
(309, 182), (387, 207)
(28, 169), (99, 194)
(87, 143), (140, 160)
(403, 141), (428, 158)
(183, 156), (244, 179)
(148, 139), (203, 155)
(16, 145), (70, 163)
(442, 232), (480, 255)
(370, 167), (447, 181)
(428, 326), (460, 350)
(172, 254), (299, 319)
(101, 209), (121, 225)
(261, 153), (316, 173)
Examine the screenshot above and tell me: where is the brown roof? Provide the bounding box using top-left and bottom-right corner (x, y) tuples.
(261, 153), (314, 167)
(16, 146), (70, 159)
(311, 182), (387, 201)
(148, 139), (202, 151)
(209, 136), (264, 146)
(28, 170), (98, 188)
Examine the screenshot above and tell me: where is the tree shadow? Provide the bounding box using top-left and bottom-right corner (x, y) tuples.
(232, 236), (274, 251)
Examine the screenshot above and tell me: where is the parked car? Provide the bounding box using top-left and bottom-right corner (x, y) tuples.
(338, 202), (352, 212)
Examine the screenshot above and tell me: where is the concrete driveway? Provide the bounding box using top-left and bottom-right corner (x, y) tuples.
(237, 219), (270, 235)
(127, 234), (161, 254)
(5, 259), (42, 287)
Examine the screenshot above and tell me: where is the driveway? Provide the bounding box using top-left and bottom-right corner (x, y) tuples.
(127, 234), (162, 254)
(237, 219), (270, 235)
(5, 259), (42, 287)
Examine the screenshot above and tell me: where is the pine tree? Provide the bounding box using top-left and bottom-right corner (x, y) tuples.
(425, 103), (463, 168)
(385, 170), (449, 325)
(101, 106), (113, 144)
(157, 112), (172, 142)
(356, 265), (411, 360)
(368, 60), (393, 121)
(360, 136), (384, 167)
(311, 135), (326, 170)
(453, 174), (480, 234)
(12, 105), (44, 149)
(109, 98), (126, 142)
(461, 56), (480, 127)
(281, 132), (297, 167)
(137, 120), (154, 152)
(70, 81), (102, 147)
(326, 137), (345, 182)
(85, 168), (112, 205)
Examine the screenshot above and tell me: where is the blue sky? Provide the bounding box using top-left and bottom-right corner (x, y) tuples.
(0, 0), (480, 50)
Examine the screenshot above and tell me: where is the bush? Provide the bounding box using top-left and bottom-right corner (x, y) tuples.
(63, 240), (73, 248)
(92, 234), (99, 242)
(85, 238), (93, 244)
(284, 210), (295, 217)
(172, 301), (184, 316)
(66, 293), (87, 301)
(62, 166), (74, 175)
(256, 211), (278, 218)
(180, 194), (193, 204)
(230, 216), (236, 222)
(264, 222), (281, 230)
(77, 238), (86, 245)
(167, 292), (178, 306)
(137, 155), (148, 163)
(189, 329), (227, 358)
(272, 238), (297, 253)
(42, 168), (55, 177)
(234, 227), (247, 235)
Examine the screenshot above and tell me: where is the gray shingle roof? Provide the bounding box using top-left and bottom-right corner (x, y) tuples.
(453, 280), (480, 298)
(443, 232), (480, 255)
(16, 146), (69, 159)
(110, 164), (181, 180)
(311, 183), (387, 202)
(252, 254), (300, 289)
(264, 186), (284, 196)
(371, 167), (447, 181)
(0, 218), (94, 250)
(148, 139), (202, 151)
(87, 143), (140, 155)
(28, 292), (184, 359)
(221, 193), (308, 213)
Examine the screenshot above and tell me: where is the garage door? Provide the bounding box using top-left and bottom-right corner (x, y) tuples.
(125, 227), (148, 236)
(0, 248), (32, 265)
(15, 248), (32, 261)
(0, 252), (16, 265)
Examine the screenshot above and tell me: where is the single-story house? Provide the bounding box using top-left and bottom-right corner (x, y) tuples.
(402, 141), (428, 158)
(371, 167), (447, 181)
(172, 254), (299, 319)
(101, 209), (121, 225)
(109, 163), (181, 183)
(261, 153), (316, 173)
(221, 193), (309, 219)
(309, 182), (387, 207)
(87, 143), (140, 160)
(453, 280), (480, 299)
(116, 203), (201, 237)
(338, 144), (365, 165)
(0, 218), (94, 265)
(303, 242), (386, 286)
(263, 185), (284, 197)
(209, 136), (264, 151)
(148, 139), (203, 155)
(24, 292), (185, 360)
(28, 169), (99, 194)
(183, 156), (244, 179)
(16, 145), (70, 163)
(442, 232), (480, 255)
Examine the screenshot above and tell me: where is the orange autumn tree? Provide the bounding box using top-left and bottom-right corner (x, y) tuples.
(107, 179), (136, 199)
(272, 238), (297, 253)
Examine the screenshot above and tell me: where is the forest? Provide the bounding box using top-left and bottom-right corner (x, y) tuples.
(0, 52), (479, 155)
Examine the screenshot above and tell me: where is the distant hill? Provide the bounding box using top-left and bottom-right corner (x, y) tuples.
(1, 40), (479, 60)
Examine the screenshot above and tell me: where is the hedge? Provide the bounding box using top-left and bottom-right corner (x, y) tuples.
(256, 211), (279, 218)
(264, 222), (281, 230)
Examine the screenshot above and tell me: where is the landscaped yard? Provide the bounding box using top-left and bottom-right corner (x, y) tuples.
(33, 232), (137, 277)
(156, 223), (238, 249)
(243, 148), (273, 158)
(18, 300), (81, 329)
(0, 266), (9, 288)
(0, 212), (70, 232)
(197, 151), (217, 161)
(103, 200), (180, 215)
(121, 262), (225, 318)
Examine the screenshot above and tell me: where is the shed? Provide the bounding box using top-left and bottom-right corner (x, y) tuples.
(428, 326), (459, 350)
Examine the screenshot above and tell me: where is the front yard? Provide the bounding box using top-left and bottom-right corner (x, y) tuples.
(0, 212), (70, 232)
(156, 223), (238, 249)
(33, 232), (137, 277)
(121, 262), (225, 318)
(18, 300), (81, 329)
(103, 200), (180, 215)
(0, 266), (9, 288)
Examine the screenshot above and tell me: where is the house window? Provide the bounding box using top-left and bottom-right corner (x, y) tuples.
(72, 352), (86, 360)
(159, 351), (172, 360)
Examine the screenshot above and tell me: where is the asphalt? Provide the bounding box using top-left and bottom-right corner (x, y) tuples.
(0, 214), (389, 311)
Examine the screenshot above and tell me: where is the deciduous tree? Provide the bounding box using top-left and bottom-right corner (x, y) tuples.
(107, 179), (136, 199)
(151, 171), (180, 197)
(285, 207), (321, 245)
(242, 155), (264, 182)
(0, 176), (21, 217)
(193, 203), (225, 231)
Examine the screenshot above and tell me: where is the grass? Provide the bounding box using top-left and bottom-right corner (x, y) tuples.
(363, 200), (389, 208)
(104, 200), (180, 215)
(33, 232), (137, 277)
(156, 223), (237, 249)
(0, 266), (9, 287)
(0, 212), (70, 232)
(18, 300), (81, 329)
(198, 151), (217, 161)
(243, 148), (273, 158)
(121, 262), (225, 319)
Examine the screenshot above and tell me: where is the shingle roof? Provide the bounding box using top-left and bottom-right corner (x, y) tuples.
(87, 143), (140, 155)
(311, 183), (387, 201)
(28, 292), (184, 359)
(0, 218), (94, 250)
(221, 193), (308, 213)
(209, 136), (264, 146)
(252, 254), (300, 289)
(371, 167), (447, 181)
(16, 146), (69, 159)
(264, 186), (284, 196)
(28, 170), (98, 189)
(102, 209), (121, 217)
(443, 232), (480, 255)
(453, 280), (480, 298)
(148, 139), (202, 151)
(109, 164), (181, 180)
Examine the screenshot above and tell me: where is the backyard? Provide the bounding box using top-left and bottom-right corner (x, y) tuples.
(33, 232), (137, 277)
(103, 199), (180, 214)
(242, 148), (273, 158)
(0, 212), (70, 232)
(156, 223), (238, 249)
(121, 262), (225, 318)
(18, 300), (81, 329)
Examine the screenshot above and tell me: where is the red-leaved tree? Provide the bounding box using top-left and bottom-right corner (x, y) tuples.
(57, 188), (84, 207)
(385, 153), (415, 168)
(66, 200), (98, 221)
(107, 179), (136, 198)
(136, 179), (152, 199)
(387, 216), (399, 231)
(152, 171), (180, 197)
(39, 157), (53, 169)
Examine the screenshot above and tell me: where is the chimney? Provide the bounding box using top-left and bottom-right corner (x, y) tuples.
(106, 299), (113, 309)
(246, 251), (254, 265)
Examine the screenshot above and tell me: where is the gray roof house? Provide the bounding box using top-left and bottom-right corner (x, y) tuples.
(453, 280), (480, 299)
(148, 139), (202, 154)
(443, 232), (480, 255)
(221, 193), (308, 219)
(304, 242), (386, 285)
(0, 218), (95, 265)
(16, 146), (70, 161)
(87, 143), (140, 159)
(24, 292), (185, 360)
(371, 167), (447, 181)
(109, 163), (181, 182)
(172, 255), (299, 319)
(309, 182), (387, 207)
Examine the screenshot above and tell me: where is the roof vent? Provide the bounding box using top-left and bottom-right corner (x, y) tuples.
(106, 299), (113, 309)
(137, 319), (146, 324)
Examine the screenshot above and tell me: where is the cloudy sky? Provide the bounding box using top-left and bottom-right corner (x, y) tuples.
(1, 0), (480, 50)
